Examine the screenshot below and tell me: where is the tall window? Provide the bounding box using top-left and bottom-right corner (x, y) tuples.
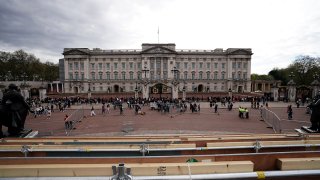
(122, 62), (126, 69)
(129, 72), (134, 80)
(238, 62), (241, 68)
(222, 63), (225, 69)
(238, 71), (241, 79)
(191, 72), (195, 80)
(81, 73), (84, 80)
(232, 72), (235, 79)
(98, 63), (102, 70)
(214, 72), (218, 79)
(176, 62), (180, 69)
(232, 62), (236, 69)
(114, 72), (118, 80)
(129, 62), (133, 69)
(199, 71), (203, 80)
(69, 63), (73, 70)
(106, 63), (110, 70)
(192, 62), (195, 70)
(221, 72), (225, 80)
(184, 71), (188, 79)
(114, 63), (118, 69)
(199, 62), (203, 69)
(106, 72), (110, 80)
(74, 62), (79, 70)
(80, 62), (84, 71)
(137, 72), (141, 80)
(91, 72), (95, 80)
(137, 62), (141, 69)
(214, 63), (218, 69)
(122, 72), (126, 80)
(207, 62), (210, 69)
(184, 62), (188, 69)
(75, 72), (79, 80)
(243, 73), (247, 79)
(69, 73), (73, 80)
(206, 72), (210, 80)
(99, 72), (103, 80)
(91, 63), (95, 69)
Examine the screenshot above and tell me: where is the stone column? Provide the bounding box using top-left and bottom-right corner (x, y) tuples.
(62, 83), (64, 93)
(271, 86), (279, 102)
(142, 85), (149, 99)
(56, 83), (59, 93)
(39, 88), (47, 100)
(287, 80), (296, 102)
(172, 84), (178, 99)
(311, 80), (320, 98)
(20, 87), (30, 100)
(50, 83), (53, 92)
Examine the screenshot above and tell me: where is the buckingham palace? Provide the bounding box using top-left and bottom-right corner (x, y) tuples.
(62, 43), (253, 99)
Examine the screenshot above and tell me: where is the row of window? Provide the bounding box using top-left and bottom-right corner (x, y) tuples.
(68, 61), (248, 72)
(68, 71), (248, 81)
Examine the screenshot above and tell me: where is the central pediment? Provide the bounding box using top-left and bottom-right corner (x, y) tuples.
(63, 48), (90, 55)
(141, 46), (177, 54)
(227, 48), (253, 55)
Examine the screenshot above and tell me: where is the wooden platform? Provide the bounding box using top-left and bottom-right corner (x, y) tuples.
(1, 133), (320, 178)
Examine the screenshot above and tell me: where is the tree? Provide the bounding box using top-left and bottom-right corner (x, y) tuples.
(268, 55), (320, 86)
(0, 50), (59, 81)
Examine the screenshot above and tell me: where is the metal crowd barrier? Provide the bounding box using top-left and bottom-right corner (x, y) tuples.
(261, 107), (281, 133)
(66, 107), (85, 136)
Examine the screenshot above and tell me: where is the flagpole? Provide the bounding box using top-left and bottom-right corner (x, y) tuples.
(157, 27), (159, 44)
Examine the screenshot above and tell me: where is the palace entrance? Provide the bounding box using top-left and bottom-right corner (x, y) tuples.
(149, 83), (172, 99)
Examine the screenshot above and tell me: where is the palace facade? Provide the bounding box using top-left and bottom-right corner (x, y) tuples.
(62, 43), (253, 99)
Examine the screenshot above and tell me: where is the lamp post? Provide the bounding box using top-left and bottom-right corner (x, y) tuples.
(134, 81), (139, 99)
(182, 80), (186, 101)
(87, 80), (91, 99)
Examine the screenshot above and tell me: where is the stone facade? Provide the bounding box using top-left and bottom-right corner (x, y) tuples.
(62, 43), (253, 98)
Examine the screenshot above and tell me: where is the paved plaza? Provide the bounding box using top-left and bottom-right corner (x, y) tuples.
(21, 101), (312, 137)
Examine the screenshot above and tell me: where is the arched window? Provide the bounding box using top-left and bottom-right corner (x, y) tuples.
(184, 71), (188, 79)
(191, 71), (195, 80)
(221, 72), (225, 80)
(214, 71), (218, 79)
(129, 71), (134, 80)
(199, 71), (203, 80)
(106, 72), (110, 80)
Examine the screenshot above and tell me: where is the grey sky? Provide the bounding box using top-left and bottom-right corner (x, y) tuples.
(1, 0), (320, 74)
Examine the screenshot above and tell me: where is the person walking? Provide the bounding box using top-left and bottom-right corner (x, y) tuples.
(90, 106), (96, 116)
(102, 103), (106, 116)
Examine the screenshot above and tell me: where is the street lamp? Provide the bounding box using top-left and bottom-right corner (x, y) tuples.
(134, 81), (139, 99)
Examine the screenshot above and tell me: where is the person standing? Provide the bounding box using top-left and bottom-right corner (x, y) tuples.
(102, 103), (106, 116)
(287, 105), (293, 120)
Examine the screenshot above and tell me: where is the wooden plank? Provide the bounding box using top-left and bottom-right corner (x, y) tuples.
(207, 140), (320, 148)
(0, 161), (253, 177)
(277, 157), (320, 170)
(0, 143), (196, 151)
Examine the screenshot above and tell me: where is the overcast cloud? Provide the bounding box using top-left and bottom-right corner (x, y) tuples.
(1, 0), (320, 74)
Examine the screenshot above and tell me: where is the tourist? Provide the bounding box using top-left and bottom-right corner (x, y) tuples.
(90, 106), (96, 116)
